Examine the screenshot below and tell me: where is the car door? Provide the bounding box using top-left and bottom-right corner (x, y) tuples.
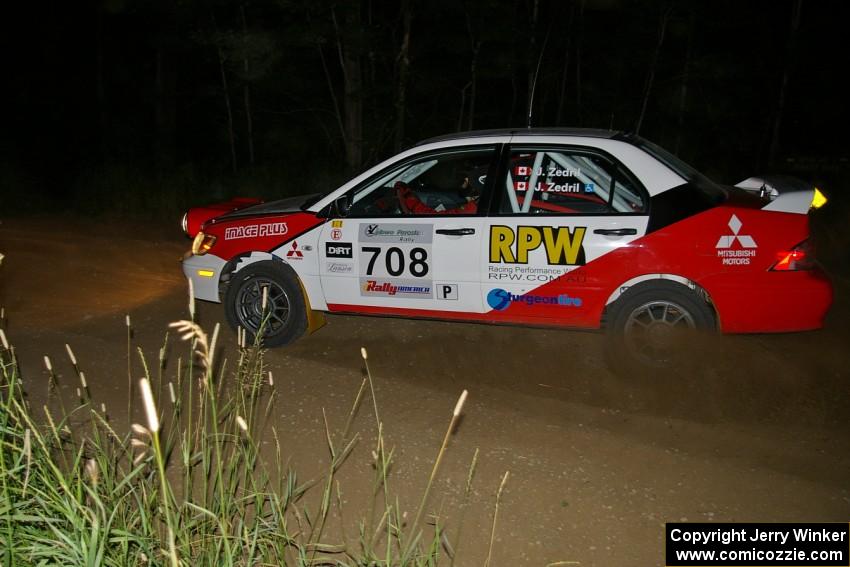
(318, 146), (499, 317)
(481, 144), (650, 326)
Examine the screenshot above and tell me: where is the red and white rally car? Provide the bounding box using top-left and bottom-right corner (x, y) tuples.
(181, 129), (832, 367)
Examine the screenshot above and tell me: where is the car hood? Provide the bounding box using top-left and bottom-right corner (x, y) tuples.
(215, 194), (320, 221)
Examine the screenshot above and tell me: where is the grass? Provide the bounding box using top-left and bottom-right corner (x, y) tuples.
(0, 275), (514, 565)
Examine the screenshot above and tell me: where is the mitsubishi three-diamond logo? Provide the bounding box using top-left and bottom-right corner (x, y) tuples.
(716, 214), (757, 266)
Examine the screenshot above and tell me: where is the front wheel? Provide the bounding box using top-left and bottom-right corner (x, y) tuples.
(224, 262), (307, 347)
(604, 280), (716, 376)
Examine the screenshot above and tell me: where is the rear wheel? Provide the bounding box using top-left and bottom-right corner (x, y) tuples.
(224, 262), (307, 347)
(604, 280), (715, 376)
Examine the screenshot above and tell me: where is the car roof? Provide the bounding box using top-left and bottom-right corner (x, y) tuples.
(415, 127), (622, 147)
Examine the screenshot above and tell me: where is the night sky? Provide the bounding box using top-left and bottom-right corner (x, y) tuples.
(3, 0), (848, 213)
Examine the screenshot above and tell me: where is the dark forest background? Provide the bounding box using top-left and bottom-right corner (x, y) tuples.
(2, 0), (848, 217)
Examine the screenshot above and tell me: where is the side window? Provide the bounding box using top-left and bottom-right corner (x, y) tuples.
(498, 148), (647, 215)
(346, 148), (495, 217)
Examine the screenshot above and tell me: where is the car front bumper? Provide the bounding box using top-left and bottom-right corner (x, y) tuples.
(182, 253), (226, 303)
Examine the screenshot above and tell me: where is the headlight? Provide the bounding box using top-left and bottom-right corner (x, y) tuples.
(191, 231), (217, 255)
(181, 212), (189, 235)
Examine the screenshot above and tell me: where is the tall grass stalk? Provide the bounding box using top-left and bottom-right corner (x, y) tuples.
(484, 470), (510, 567)
(401, 389), (468, 563)
(125, 315), (132, 418)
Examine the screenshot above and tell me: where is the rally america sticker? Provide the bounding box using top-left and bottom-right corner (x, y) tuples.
(359, 278), (432, 299)
(224, 222), (288, 240)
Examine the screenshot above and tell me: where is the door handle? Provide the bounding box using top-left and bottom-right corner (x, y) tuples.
(436, 228), (476, 236)
(593, 228), (637, 236)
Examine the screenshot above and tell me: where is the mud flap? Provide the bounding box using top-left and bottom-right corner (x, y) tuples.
(298, 279), (326, 334)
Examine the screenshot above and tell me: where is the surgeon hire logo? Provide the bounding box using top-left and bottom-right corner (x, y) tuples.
(716, 214), (757, 266)
(486, 288), (582, 311)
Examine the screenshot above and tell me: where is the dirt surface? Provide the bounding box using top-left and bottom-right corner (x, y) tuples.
(2, 215), (850, 566)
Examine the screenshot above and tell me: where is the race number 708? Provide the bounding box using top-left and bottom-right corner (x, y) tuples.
(361, 246), (429, 277)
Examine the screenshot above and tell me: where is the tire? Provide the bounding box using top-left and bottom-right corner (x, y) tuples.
(224, 261), (308, 347)
(604, 280), (716, 377)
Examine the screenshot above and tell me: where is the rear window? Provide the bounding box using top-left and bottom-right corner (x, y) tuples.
(632, 136), (727, 205)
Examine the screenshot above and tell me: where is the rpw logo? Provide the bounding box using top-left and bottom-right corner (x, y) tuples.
(716, 215), (757, 266)
(286, 241), (304, 259)
(716, 215), (757, 249)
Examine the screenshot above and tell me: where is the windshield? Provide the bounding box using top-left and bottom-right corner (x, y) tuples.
(300, 191), (330, 210)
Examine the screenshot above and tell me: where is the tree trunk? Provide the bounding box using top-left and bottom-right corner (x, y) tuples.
(526, 0), (539, 124)
(509, 72), (517, 126)
(767, 0), (803, 168)
(154, 47), (177, 177)
(96, 5), (107, 160)
(467, 41), (480, 131)
(394, 0), (412, 152)
(575, 0), (585, 125)
(333, 4), (364, 172)
(457, 82), (470, 132)
(674, 4), (695, 154)
(635, 4), (673, 135)
(240, 5), (255, 166)
(317, 43), (347, 150)
(217, 46), (238, 174)
(556, 1), (575, 126)
(306, 9), (346, 153)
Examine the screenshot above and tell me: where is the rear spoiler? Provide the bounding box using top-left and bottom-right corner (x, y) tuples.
(735, 175), (827, 214)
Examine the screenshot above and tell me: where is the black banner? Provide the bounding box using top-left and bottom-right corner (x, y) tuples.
(666, 523), (849, 566)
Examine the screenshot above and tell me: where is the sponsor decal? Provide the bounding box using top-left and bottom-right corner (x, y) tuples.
(490, 225), (586, 265)
(487, 265), (585, 283)
(326, 242), (353, 259)
(359, 223), (433, 244)
(331, 220), (343, 228)
(360, 246), (429, 278)
(331, 228), (343, 241)
(326, 262), (353, 274)
(514, 181), (595, 194)
(286, 241), (304, 259)
(716, 214), (757, 265)
(360, 278), (432, 299)
(515, 181), (589, 194)
(486, 288), (582, 312)
(516, 165), (582, 178)
(436, 283), (458, 300)
(224, 222), (287, 240)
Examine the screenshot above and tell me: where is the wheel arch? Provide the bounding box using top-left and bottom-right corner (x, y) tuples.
(219, 252), (284, 300)
(220, 253), (325, 335)
(602, 274), (719, 330)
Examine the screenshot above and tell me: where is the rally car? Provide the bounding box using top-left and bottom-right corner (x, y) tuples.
(181, 128), (832, 369)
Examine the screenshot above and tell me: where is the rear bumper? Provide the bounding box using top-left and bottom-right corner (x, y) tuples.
(704, 268), (833, 333)
(181, 253), (226, 303)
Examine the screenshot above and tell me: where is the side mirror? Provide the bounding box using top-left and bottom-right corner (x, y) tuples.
(334, 194), (351, 217)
